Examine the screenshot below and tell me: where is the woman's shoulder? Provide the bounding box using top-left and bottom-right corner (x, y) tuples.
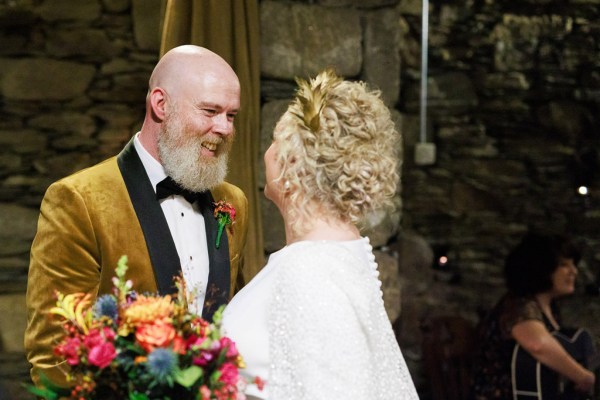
(498, 293), (543, 333)
(279, 238), (370, 268)
(271, 239), (374, 286)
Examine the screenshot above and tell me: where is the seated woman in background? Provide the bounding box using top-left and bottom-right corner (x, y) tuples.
(472, 232), (596, 399)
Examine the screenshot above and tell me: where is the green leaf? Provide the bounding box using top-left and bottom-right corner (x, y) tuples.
(211, 305), (226, 325)
(116, 255), (129, 278)
(24, 372), (71, 399)
(175, 366), (203, 388)
(129, 392), (150, 400)
(24, 384), (58, 400)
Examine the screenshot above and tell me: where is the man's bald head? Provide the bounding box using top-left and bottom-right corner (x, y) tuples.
(148, 45), (240, 100)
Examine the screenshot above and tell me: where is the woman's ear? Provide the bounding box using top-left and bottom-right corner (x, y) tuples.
(149, 87), (167, 121)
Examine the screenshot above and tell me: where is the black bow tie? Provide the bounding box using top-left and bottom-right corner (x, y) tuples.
(156, 177), (203, 204)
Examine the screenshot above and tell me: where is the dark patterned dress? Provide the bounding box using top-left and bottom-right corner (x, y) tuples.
(472, 293), (558, 400)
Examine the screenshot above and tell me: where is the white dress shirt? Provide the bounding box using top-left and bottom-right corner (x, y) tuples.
(133, 134), (210, 315)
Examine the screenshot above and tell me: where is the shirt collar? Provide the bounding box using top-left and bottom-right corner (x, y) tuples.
(133, 132), (167, 192)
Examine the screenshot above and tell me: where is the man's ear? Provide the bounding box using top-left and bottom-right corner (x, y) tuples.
(149, 87), (167, 121)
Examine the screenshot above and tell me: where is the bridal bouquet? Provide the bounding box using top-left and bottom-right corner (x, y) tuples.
(28, 256), (261, 400)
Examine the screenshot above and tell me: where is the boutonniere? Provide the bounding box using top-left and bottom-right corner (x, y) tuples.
(213, 200), (236, 249)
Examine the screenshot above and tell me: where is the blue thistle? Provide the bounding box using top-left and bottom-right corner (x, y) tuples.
(147, 348), (178, 384)
(94, 294), (118, 321)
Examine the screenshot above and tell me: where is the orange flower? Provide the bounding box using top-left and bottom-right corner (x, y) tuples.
(124, 295), (173, 325)
(135, 320), (176, 353)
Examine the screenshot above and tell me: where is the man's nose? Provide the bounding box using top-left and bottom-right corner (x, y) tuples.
(213, 113), (234, 136)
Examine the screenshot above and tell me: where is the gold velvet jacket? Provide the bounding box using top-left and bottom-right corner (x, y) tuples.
(24, 140), (248, 386)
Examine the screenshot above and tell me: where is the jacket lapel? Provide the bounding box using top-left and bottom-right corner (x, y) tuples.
(199, 191), (231, 321)
(117, 139), (181, 295)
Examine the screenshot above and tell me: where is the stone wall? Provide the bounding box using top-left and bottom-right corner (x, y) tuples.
(0, 0), (163, 397)
(1, 0), (599, 398)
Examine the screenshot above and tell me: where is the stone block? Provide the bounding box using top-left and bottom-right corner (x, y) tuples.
(360, 195), (402, 248)
(131, 0), (162, 52)
(0, 129), (47, 154)
(374, 249), (401, 323)
(317, 0), (399, 7)
(258, 99), (291, 188)
(363, 7), (402, 107)
(261, 196), (286, 254)
(45, 28), (120, 61)
(102, 0), (131, 13)
(261, 0), (362, 80)
(29, 113), (97, 138)
(0, 203), (38, 242)
(0, 293), (27, 351)
(35, 0), (101, 22)
(1, 58), (95, 101)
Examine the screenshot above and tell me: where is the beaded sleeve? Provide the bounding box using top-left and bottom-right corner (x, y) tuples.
(267, 241), (419, 400)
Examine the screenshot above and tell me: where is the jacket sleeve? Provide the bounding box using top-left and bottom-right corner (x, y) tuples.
(25, 180), (102, 387)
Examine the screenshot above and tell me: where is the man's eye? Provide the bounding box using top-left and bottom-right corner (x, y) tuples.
(203, 109), (217, 115)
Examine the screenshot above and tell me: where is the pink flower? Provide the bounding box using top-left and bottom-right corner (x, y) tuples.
(193, 350), (214, 367)
(88, 341), (116, 368)
(84, 327), (116, 349)
(199, 385), (211, 400)
(56, 337), (81, 366)
(102, 326), (116, 341)
(219, 337), (239, 358)
(188, 335), (207, 349)
(218, 362), (240, 386)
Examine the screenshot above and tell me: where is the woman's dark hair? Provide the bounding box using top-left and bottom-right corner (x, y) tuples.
(504, 231), (581, 296)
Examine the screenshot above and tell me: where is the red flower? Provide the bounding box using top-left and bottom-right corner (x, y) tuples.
(87, 342), (116, 368)
(254, 376), (267, 391)
(213, 201), (236, 249)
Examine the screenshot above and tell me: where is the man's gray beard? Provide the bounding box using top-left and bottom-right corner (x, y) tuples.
(158, 116), (229, 192)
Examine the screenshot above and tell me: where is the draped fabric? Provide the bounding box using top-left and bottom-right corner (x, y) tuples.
(159, 0), (264, 280)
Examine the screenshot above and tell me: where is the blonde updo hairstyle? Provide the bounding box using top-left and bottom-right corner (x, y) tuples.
(273, 69), (399, 237)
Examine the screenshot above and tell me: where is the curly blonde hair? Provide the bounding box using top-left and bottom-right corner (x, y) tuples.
(273, 69), (400, 236)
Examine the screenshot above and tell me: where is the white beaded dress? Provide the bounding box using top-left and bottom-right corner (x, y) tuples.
(222, 237), (419, 400)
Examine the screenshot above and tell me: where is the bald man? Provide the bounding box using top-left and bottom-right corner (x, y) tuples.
(24, 45), (249, 386)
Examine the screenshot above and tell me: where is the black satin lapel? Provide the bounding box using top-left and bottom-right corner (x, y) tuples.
(199, 191), (231, 321)
(117, 139), (181, 295)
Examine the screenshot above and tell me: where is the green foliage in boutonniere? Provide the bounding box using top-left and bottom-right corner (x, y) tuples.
(213, 201), (236, 249)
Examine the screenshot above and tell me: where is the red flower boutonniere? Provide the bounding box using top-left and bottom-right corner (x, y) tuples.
(213, 200), (236, 249)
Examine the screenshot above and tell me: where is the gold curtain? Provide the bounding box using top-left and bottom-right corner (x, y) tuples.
(160, 0), (264, 280)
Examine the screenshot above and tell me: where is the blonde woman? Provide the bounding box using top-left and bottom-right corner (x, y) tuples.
(223, 69), (419, 399)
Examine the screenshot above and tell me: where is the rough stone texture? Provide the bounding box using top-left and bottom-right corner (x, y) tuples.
(0, 294), (27, 351)
(375, 249), (402, 323)
(45, 28), (121, 61)
(0, 1), (599, 398)
(261, 0), (362, 79)
(131, 0), (162, 51)
(1, 59), (96, 101)
(102, 0), (131, 13)
(261, 196), (286, 254)
(35, 0), (102, 22)
(258, 99), (290, 187)
(363, 7), (402, 107)
(317, 0), (399, 7)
